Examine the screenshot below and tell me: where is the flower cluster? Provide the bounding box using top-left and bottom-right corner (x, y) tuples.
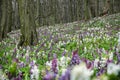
(30, 61), (40, 80)
(71, 63), (93, 80)
(52, 57), (58, 74)
(70, 50), (80, 65)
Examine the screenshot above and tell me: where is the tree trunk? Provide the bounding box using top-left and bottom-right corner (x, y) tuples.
(12, 0), (20, 30)
(36, 0), (40, 27)
(17, 0), (38, 46)
(84, 0), (91, 20)
(0, 0), (12, 41)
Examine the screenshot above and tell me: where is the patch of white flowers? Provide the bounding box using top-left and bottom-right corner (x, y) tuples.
(0, 69), (8, 80)
(71, 63), (93, 80)
(107, 63), (120, 76)
(100, 57), (107, 68)
(30, 65), (40, 80)
(59, 56), (71, 68)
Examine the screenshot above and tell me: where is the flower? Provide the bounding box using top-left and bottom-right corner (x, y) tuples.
(52, 54), (58, 74)
(59, 56), (66, 67)
(59, 56), (70, 68)
(30, 60), (36, 67)
(30, 65), (40, 80)
(0, 69), (8, 80)
(100, 57), (107, 67)
(117, 54), (120, 64)
(18, 61), (25, 68)
(43, 72), (54, 80)
(84, 47), (87, 53)
(70, 50), (80, 65)
(107, 63), (120, 76)
(85, 60), (94, 69)
(96, 68), (106, 76)
(52, 58), (58, 74)
(59, 69), (70, 80)
(46, 61), (52, 71)
(118, 32), (120, 43)
(109, 52), (113, 60)
(71, 63), (93, 80)
(94, 59), (99, 68)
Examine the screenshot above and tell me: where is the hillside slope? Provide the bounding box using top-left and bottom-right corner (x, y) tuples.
(0, 13), (120, 80)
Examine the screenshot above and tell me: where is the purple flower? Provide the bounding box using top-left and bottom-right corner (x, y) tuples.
(86, 60), (94, 69)
(117, 54), (120, 64)
(107, 59), (113, 64)
(59, 69), (70, 80)
(70, 50), (80, 65)
(96, 68), (105, 76)
(26, 55), (29, 63)
(30, 60), (35, 67)
(62, 51), (66, 56)
(52, 58), (58, 74)
(43, 72), (54, 80)
(18, 62), (25, 68)
(53, 54), (57, 59)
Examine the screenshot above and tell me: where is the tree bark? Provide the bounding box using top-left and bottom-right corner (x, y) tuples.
(0, 0), (12, 41)
(17, 0), (38, 46)
(36, 0), (40, 27)
(12, 0), (20, 30)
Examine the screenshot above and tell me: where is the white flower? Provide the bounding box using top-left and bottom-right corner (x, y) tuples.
(107, 63), (120, 76)
(59, 56), (66, 67)
(84, 47), (87, 53)
(118, 38), (120, 44)
(102, 48), (106, 54)
(59, 56), (71, 68)
(0, 70), (8, 80)
(109, 52), (113, 60)
(30, 65), (40, 80)
(71, 63), (93, 80)
(117, 32), (120, 44)
(45, 61), (52, 70)
(100, 57), (107, 67)
(94, 59), (99, 68)
(46, 61), (52, 67)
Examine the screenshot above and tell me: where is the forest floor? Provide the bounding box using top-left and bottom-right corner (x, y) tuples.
(8, 13), (120, 42)
(0, 13), (120, 80)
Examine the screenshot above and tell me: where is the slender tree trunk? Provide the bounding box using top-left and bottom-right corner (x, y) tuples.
(17, 0), (38, 46)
